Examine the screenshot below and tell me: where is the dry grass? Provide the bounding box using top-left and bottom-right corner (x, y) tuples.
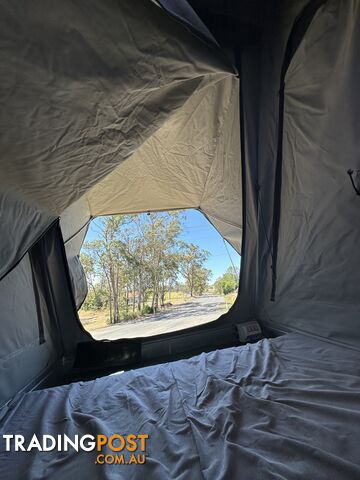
(163, 291), (188, 305)
(223, 292), (237, 311)
(78, 309), (109, 331)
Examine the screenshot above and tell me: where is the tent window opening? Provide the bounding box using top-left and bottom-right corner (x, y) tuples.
(78, 209), (240, 340)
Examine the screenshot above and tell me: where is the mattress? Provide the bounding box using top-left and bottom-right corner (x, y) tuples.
(1, 333), (360, 479)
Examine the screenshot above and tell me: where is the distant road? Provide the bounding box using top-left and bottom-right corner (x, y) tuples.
(91, 295), (225, 340)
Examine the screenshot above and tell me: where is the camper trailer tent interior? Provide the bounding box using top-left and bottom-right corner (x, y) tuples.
(1, 0), (360, 478)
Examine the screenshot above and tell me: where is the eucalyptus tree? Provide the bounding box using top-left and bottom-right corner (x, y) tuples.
(178, 242), (210, 297)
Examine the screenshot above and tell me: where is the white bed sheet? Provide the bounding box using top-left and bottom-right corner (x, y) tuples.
(1, 333), (360, 479)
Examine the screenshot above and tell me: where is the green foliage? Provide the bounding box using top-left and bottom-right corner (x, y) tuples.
(193, 267), (212, 296)
(122, 311), (139, 321)
(80, 212), (211, 323)
(141, 305), (153, 315)
(82, 291), (104, 310)
(178, 242), (210, 296)
(214, 266), (239, 296)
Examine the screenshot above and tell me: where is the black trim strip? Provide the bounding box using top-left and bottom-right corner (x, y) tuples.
(270, 0), (327, 301)
(238, 55), (247, 297)
(29, 254), (46, 345)
(28, 224), (66, 351)
(37, 226), (67, 353)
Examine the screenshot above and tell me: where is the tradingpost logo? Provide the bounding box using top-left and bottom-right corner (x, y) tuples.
(2, 433), (149, 465)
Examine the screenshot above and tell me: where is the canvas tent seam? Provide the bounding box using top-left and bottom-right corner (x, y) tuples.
(199, 77), (237, 208)
(84, 73), (234, 213)
(156, 0), (218, 46)
(63, 218), (92, 246)
(0, 340), (47, 365)
(89, 206), (191, 217)
(200, 210), (242, 230)
(260, 318), (360, 353)
(156, 0), (238, 77)
(0, 358), (63, 416)
(0, 218), (59, 283)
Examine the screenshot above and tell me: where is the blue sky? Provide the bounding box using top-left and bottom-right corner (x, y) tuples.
(178, 210), (240, 281)
(84, 209), (240, 282)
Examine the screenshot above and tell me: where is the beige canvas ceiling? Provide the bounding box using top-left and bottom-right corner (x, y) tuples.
(0, 0), (241, 281)
(68, 74), (241, 252)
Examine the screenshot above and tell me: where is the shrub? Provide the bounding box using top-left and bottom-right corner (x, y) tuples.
(141, 305), (153, 315)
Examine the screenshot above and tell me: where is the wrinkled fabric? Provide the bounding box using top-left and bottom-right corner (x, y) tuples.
(85, 74), (241, 253)
(0, 254), (58, 408)
(1, 333), (360, 479)
(0, 189), (56, 281)
(254, 0), (360, 347)
(0, 0), (240, 282)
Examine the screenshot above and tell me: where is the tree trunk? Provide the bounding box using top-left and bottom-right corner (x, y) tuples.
(155, 291), (159, 313)
(125, 285), (129, 314)
(109, 295), (113, 324)
(132, 277), (136, 314)
(151, 289), (156, 313)
(138, 273), (142, 311)
(112, 283), (120, 323)
(113, 298), (120, 323)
